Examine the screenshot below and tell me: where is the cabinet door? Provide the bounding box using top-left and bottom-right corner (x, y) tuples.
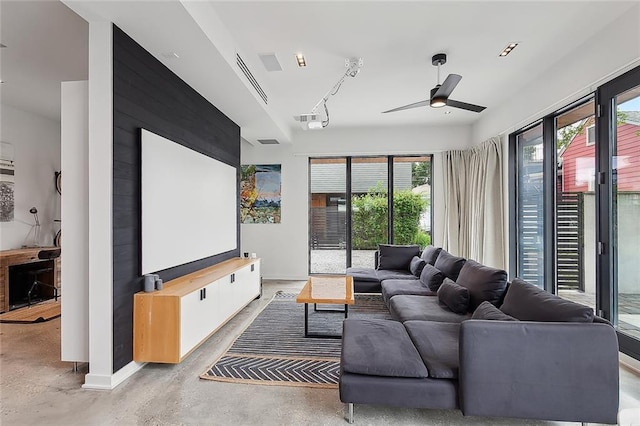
(218, 273), (239, 320)
(237, 262), (260, 303)
(180, 280), (219, 358)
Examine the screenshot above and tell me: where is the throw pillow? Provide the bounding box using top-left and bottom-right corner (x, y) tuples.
(409, 256), (427, 277)
(455, 259), (508, 311)
(472, 301), (518, 321)
(437, 278), (470, 314)
(500, 278), (595, 322)
(433, 250), (466, 281)
(420, 264), (446, 291)
(420, 245), (442, 266)
(377, 244), (420, 271)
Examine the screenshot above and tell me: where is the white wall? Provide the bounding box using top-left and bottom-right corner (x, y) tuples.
(0, 104), (61, 250)
(242, 125), (471, 280)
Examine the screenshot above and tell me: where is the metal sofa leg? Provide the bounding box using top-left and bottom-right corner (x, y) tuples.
(345, 403), (354, 424)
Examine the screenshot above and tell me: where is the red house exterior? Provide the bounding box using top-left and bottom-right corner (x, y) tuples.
(560, 113), (640, 193)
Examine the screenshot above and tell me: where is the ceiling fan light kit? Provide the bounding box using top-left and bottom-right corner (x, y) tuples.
(383, 53), (486, 114)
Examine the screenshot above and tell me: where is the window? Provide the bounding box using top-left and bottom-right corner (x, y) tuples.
(586, 125), (595, 146)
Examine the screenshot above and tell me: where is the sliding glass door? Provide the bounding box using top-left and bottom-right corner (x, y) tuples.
(309, 155), (432, 274)
(511, 64), (640, 359)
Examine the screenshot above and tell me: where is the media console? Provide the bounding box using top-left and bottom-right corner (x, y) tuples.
(133, 257), (261, 363)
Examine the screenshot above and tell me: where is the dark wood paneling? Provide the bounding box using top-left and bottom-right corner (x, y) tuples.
(112, 25), (240, 372)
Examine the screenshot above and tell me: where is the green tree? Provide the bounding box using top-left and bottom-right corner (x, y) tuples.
(411, 161), (431, 187)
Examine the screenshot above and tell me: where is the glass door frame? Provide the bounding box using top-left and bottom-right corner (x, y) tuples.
(596, 65), (640, 359)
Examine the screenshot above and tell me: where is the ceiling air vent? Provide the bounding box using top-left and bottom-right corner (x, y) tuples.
(257, 139), (280, 145)
(236, 53), (268, 105)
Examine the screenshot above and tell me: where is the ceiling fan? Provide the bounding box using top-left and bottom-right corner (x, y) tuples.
(382, 53), (486, 114)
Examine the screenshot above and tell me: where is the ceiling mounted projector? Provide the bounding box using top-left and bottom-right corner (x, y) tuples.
(295, 58), (363, 130)
(294, 113), (323, 130)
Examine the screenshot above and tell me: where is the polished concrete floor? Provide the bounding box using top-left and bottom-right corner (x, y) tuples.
(1, 280), (639, 425)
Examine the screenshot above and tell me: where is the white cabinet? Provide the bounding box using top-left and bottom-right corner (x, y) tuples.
(133, 258), (260, 363)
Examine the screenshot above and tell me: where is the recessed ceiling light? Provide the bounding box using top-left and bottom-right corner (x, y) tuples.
(444, 110), (451, 115)
(295, 53), (307, 67)
(162, 52), (180, 59)
(499, 42), (519, 57)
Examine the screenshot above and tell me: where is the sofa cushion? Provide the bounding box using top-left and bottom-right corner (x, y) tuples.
(437, 278), (470, 314)
(389, 295), (471, 323)
(420, 264), (446, 291)
(341, 319), (428, 378)
(472, 301), (518, 321)
(375, 269), (416, 282)
(500, 278), (595, 322)
(346, 267), (379, 282)
(377, 244), (420, 271)
(455, 259), (508, 311)
(433, 250), (466, 281)
(409, 256), (427, 277)
(420, 245), (442, 266)
(381, 279), (436, 304)
(404, 321), (460, 379)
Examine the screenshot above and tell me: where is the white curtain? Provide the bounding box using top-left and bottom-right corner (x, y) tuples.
(442, 137), (505, 268)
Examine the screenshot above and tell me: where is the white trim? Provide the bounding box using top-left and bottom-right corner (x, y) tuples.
(586, 124), (596, 146)
(620, 352), (640, 376)
(83, 361), (146, 390)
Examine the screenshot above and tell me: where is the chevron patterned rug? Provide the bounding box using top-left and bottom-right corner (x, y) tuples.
(201, 291), (391, 388)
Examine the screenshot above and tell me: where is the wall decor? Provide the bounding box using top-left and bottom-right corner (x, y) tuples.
(240, 164), (281, 223)
(0, 142), (15, 222)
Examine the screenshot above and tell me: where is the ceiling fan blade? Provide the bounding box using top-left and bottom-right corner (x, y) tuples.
(382, 99), (430, 113)
(433, 74), (462, 98)
(446, 99), (486, 113)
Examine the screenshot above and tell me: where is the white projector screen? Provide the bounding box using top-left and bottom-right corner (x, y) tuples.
(141, 129), (237, 274)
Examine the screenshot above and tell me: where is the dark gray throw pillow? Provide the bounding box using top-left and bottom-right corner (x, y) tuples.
(409, 256), (427, 277)
(500, 278), (595, 322)
(420, 245), (442, 266)
(420, 264), (446, 291)
(472, 301), (518, 321)
(377, 244), (420, 271)
(433, 250), (466, 281)
(455, 259), (508, 311)
(437, 278), (470, 314)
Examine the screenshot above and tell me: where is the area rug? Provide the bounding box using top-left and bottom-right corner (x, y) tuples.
(0, 300), (61, 324)
(200, 291), (391, 388)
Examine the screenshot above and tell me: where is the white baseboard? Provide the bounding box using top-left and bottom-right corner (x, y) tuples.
(620, 352), (640, 376)
(82, 361), (146, 390)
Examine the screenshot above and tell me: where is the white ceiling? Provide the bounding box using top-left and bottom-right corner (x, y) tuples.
(1, 1), (637, 140)
(0, 0), (88, 121)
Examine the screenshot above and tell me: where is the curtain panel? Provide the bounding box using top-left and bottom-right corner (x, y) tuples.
(442, 137), (505, 269)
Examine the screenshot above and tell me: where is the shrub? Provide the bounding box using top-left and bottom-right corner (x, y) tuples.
(352, 189), (426, 249)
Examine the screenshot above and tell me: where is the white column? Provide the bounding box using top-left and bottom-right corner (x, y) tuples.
(60, 81), (89, 363)
(82, 21), (114, 390)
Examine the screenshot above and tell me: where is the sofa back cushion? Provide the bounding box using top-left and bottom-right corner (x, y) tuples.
(500, 278), (595, 322)
(456, 259), (508, 311)
(420, 245), (442, 266)
(434, 250), (466, 281)
(377, 244), (420, 271)
(420, 264), (446, 291)
(472, 301), (518, 321)
(409, 256), (427, 277)
(437, 278), (470, 314)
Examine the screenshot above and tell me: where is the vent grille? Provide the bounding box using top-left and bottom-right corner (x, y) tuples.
(258, 139), (280, 145)
(236, 53), (268, 105)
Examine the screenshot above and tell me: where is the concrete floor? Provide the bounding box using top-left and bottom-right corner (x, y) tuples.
(1, 280), (640, 425)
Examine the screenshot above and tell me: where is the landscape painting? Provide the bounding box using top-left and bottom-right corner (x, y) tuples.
(0, 155), (15, 222)
(240, 164), (281, 223)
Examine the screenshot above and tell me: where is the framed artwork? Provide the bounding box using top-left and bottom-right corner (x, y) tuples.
(0, 142), (15, 222)
(240, 164), (281, 223)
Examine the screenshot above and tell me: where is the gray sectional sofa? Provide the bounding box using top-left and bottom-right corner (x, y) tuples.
(340, 245), (619, 424)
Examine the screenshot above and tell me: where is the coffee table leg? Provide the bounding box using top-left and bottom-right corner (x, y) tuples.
(304, 303), (309, 338)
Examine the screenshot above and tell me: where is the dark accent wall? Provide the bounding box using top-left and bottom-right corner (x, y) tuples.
(112, 25), (240, 372)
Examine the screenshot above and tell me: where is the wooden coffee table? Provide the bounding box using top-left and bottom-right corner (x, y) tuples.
(295, 275), (355, 338)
